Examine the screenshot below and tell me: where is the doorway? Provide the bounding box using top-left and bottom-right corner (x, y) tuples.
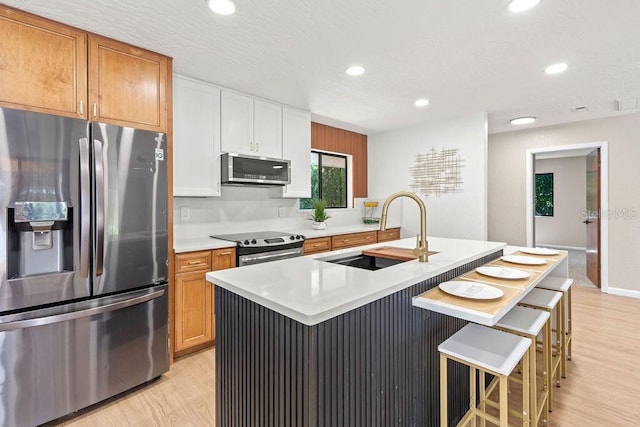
(525, 142), (609, 292)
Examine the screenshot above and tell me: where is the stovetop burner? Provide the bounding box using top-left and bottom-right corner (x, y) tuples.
(211, 230), (305, 248)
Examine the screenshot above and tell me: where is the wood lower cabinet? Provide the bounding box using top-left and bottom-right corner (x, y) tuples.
(88, 35), (169, 132)
(174, 248), (236, 356)
(304, 229), (402, 254)
(0, 6), (87, 118)
(303, 236), (332, 254)
(377, 227), (401, 242)
(331, 231), (377, 250)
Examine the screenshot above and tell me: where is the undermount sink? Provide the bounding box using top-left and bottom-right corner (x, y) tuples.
(318, 252), (408, 271)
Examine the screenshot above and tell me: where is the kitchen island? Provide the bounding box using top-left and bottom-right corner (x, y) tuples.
(207, 236), (506, 426)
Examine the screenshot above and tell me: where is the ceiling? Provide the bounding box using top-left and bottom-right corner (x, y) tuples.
(6, 0), (640, 135)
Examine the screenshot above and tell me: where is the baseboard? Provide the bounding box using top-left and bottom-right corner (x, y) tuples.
(537, 244), (586, 251)
(605, 287), (640, 299)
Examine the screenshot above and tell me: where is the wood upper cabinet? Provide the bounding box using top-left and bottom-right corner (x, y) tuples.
(0, 6), (171, 132)
(0, 6), (87, 118)
(88, 35), (169, 132)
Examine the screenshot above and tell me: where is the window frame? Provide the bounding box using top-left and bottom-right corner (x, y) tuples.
(300, 150), (349, 209)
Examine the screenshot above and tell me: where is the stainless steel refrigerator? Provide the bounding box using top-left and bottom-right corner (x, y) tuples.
(0, 107), (169, 426)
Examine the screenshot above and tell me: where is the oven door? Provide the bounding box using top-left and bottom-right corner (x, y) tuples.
(238, 247), (304, 266)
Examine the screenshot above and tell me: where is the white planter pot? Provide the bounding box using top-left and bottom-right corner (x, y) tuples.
(311, 221), (327, 230)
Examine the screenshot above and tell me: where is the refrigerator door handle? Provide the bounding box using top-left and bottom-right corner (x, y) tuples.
(79, 137), (91, 278)
(94, 139), (105, 276)
(0, 289), (165, 332)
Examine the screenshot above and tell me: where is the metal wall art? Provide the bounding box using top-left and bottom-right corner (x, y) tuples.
(409, 147), (464, 196)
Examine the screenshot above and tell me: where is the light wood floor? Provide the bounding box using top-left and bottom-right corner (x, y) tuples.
(51, 287), (639, 426)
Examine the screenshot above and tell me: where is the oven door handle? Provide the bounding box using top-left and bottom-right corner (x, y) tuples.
(240, 249), (302, 264)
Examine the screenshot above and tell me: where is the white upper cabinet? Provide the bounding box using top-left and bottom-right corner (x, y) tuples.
(220, 91), (253, 155)
(253, 99), (283, 159)
(221, 91), (282, 158)
(281, 107), (311, 198)
(173, 75), (221, 197)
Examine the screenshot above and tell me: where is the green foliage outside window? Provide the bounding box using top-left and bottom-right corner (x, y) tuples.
(535, 173), (554, 216)
(300, 151), (347, 209)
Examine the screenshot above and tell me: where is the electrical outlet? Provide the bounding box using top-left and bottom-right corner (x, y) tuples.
(180, 207), (191, 221)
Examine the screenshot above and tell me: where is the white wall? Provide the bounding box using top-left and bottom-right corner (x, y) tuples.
(367, 113), (488, 241)
(488, 112), (640, 295)
(534, 156), (586, 248)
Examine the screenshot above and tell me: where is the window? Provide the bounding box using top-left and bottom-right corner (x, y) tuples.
(535, 173), (554, 216)
(300, 151), (348, 209)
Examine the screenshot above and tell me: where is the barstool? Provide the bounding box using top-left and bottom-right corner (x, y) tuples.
(439, 323), (531, 427)
(518, 288), (563, 410)
(494, 306), (551, 426)
(537, 277), (573, 377)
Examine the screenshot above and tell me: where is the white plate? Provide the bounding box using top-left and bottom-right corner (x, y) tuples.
(476, 266), (531, 280)
(438, 281), (504, 300)
(518, 247), (560, 256)
(501, 255), (547, 266)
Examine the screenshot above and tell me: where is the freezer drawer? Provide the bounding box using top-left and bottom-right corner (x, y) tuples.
(0, 284), (169, 426)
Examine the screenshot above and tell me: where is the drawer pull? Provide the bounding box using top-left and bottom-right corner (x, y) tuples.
(217, 251), (232, 256)
(187, 260), (202, 265)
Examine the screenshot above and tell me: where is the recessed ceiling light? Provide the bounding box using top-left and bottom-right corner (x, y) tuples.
(545, 62), (568, 75)
(207, 0), (236, 15)
(508, 0), (541, 13)
(345, 65), (366, 76)
(414, 98), (430, 107)
(510, 116), (536, 125)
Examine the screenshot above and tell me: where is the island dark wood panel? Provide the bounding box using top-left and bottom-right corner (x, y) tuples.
(215, 250), (502, 427)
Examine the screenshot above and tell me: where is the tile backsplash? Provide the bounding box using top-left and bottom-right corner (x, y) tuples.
(173, 186), (375, 239)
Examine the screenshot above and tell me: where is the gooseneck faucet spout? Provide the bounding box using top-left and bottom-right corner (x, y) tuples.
(379, 191), (429, 262)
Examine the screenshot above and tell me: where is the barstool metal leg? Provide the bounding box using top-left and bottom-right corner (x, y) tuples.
(470, 366), (477, 427)
(567, 286), (573, 361)
(499, 375), (508, 427)
(440, 353), (448, 427)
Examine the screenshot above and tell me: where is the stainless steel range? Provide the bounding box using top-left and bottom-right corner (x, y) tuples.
(211, 231), (305, 266)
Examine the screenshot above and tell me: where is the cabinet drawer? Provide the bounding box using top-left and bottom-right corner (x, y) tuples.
(377, 228), (401, 243)
(175, 251), (212, 273)
(331, 231), (377, 250)
(303, 237), (332, 254)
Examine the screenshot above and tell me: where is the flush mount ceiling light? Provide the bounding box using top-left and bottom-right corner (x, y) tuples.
(345, 65), (366, 76)
(508, 0), (541, 13)
(414, 98), (430, 107)
(207, 0), (236, 15)
(510, 116), (536, 125)
(545, 62), (568, 75)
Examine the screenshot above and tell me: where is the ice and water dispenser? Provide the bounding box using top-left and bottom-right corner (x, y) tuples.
(7, 201), (74, 278)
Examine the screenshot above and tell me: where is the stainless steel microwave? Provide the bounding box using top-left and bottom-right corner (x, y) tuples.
(221, 153), (291, 186)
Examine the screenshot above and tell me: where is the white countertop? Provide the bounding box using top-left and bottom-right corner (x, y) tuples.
(174, 223), (403, 253)
(206, 236), (506, 325)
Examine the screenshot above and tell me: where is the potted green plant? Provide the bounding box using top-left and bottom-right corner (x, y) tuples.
(308, 199), (331, 230)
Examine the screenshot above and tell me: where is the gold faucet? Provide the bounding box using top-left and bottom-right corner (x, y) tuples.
(379, 191), (429, 262)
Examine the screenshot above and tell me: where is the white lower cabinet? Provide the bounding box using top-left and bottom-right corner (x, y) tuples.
(281, 107), (311, 198)
(173, 75), (221, 197)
